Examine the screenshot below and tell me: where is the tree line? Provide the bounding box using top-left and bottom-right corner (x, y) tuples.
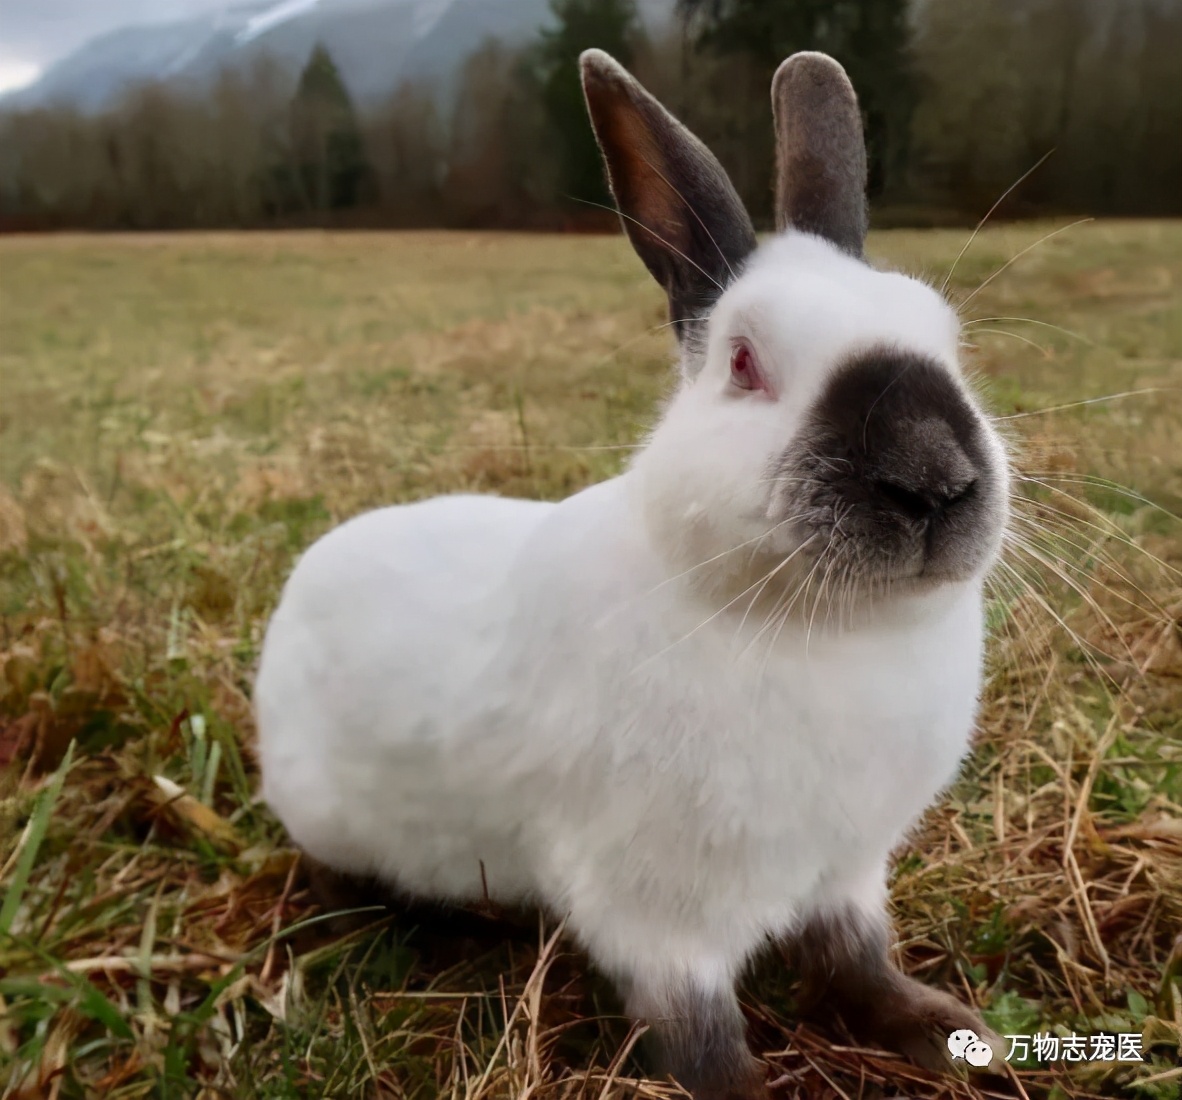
(1, 0), (1178, 232)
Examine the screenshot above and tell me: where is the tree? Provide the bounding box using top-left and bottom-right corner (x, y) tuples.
(368, 80), (446, 225)
(677, 0), (916, 206)
(444, 40), (556, 227)
(908, 0), (1182, 217)
(289, 44), (371, 212)
(531, 0), (641, 211)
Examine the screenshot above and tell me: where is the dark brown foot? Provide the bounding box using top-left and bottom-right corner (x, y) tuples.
(627, 978), (768, 1100)
(790, 906), (1004, 1074)
(854, 971), (1005, 1074)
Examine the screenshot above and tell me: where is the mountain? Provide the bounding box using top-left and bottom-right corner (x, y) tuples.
(1, 0), (675, 114)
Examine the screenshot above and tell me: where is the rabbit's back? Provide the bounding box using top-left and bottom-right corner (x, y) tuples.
(255, 494), (553, 899)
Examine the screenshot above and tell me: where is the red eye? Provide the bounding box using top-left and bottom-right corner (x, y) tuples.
(730, 341), (764, 392)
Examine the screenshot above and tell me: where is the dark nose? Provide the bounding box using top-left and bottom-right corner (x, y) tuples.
(871, 417), (978, 522)
(874, 474), (977, 520)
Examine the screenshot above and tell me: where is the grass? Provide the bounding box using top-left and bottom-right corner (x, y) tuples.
(0, 221), (1180, 1100)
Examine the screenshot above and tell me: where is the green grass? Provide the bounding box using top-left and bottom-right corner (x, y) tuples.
(1, 222), (1180, 1099)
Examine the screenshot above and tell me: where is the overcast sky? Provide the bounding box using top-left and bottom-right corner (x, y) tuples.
(0, 1), (234, 91)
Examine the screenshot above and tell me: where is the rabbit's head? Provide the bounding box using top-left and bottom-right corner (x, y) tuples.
(581, 50), (1009, 614)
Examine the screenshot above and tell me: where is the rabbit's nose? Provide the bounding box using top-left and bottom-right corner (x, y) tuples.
(873, 474), (977, 520)
(872, 417), (978, 522)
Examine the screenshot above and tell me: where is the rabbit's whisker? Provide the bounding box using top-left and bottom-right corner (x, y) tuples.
(1000, 533), (1139, 670)
(631, 514), (808, 606)
(767, 552), (829, 667)
(584, 314), (701, 378)
(440, 442), (644, 453)
(570, 196), (725, 294)
(1006, 513), (1164, 621)
(741, 548), (823, 670)
(993, 387), (1175, 422)
(992, 553), (1125, 695)
(962, 315), (1094, 345)
(940, 149), (1055, 295)
(839, 557), (861, 634)
(957, 218), (1093, 312)
(759, 473), (815, 488)
(731, 519), (825, 642)
(634, 536), (817, 671)
(806, 509), (850, 652)
(983, 565), (1061, 731)
(1010, 516), (1167, 622)
(970, 327), (1053, 357)
(749, 541), (831, 672)
(1013, 493), (1176, 592)
(1015, 476), (1182, 579)
(735, 547), (794, 641)
(598, 546), (758, 631)
(639, 154), (739, 284)
(1021, 472), (1182, 526)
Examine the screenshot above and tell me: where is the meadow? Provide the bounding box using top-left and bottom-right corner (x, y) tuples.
(0, 222), (1180, 1099)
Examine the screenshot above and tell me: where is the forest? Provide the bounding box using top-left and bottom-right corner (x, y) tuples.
(0, 0), (1180, 230)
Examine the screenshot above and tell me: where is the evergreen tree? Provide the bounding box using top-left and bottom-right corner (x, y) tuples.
(289, 44), (370, 211)
(532, 0), (641, 210)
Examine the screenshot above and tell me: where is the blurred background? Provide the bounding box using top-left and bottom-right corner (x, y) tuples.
(1, 0), (1180, 232)
(2, 5), (1181, 1098)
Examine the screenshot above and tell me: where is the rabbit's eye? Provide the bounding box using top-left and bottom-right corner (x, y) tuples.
(730, 341), (765, 392)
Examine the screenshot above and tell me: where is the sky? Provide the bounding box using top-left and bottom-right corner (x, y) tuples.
(0, 0), (233, 92)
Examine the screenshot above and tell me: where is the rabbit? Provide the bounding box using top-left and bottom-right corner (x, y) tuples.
(254, 48), (1011, 1099)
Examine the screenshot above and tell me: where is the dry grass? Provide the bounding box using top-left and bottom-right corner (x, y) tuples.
(0, 222), (1180, 1100)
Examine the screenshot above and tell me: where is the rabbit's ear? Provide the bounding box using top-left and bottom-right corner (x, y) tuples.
(772, 52), (868, 257)
(580, 49), (756, 346)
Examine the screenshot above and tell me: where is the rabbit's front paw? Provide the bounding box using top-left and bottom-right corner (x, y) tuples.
(868, 977), (1006, 1076)
(679, 1055), (769, 1100)
(625, 970), (767, 1100)
(789, 905), (1005, 1077)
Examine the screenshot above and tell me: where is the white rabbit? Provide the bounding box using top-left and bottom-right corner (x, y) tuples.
(255, 49), (1010, 1098)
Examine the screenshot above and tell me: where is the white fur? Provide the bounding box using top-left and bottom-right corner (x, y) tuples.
(255, 232), (1006, 1000)
(632, 234), (984, 587)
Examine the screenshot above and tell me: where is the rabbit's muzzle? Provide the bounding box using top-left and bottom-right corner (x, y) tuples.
(778, 347), (1005, 591)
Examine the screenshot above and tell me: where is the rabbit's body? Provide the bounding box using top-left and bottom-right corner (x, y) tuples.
(257, 49), (1011, 1098)
(260, 472), (983, 984)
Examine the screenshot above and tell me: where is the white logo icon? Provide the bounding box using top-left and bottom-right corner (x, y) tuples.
(947, 1028), (994, 1068)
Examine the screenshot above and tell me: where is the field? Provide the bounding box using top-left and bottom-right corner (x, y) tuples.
(1, 222), (1180, 1100)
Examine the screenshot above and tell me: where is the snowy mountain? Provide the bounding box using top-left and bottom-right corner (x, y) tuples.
(2, 0), (675, 114)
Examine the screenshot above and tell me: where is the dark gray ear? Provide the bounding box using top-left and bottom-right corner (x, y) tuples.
(580, 49), (756, 346)
(772, 52), (868, 257)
